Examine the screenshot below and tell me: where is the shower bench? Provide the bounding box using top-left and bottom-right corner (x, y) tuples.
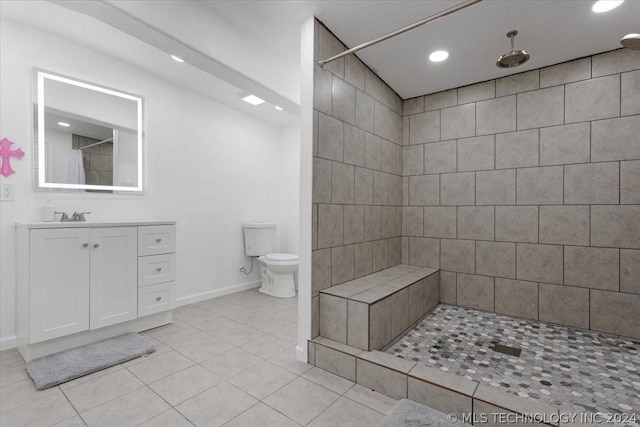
(319, 264), (439, 352)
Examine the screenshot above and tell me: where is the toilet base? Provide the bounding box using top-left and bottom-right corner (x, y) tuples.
(259, 266), (296, 298)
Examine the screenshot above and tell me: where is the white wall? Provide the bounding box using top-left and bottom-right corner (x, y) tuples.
(0, 19), (300, 349)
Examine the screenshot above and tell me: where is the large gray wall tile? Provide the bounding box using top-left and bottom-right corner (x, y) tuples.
(517, 243), (563, 284)
(540, 57), (591, 88)
(364, 205), (381, 241)
(539, 206), (590, 246)
(374, 101), (390, 141)
(476, 96), (516, 135)
(343, 124), (365, 167)
(381, 141), (395, 174)
(404, 97), (424, 115)
(441, 104), (475, 140)
(408, 175), (439, 206)
(332, 245), (355, 285)
(495, 129), (539, 169)
(565, 75), (620, 123)
(369, 298), (392, 350)
(517, 86), (564, 130)
(356, 90), (374, 133)
(457, 135), (495, 172)
(410, 111), (440, 144)
(457, 206), (494, 241)
(389, 236), (403, 266)
(408, 378), (472, 418)
(458, 81), (495, 104)
(332, 77), (356, 125)
(354, 242), (374, 277)
(332, 162), (355, 204)
(313, 158), (332, 203)
(319, 294), (347, 343)
(441, 239), (475, 274)
(539, 123), (590, 166)
(372, 239), (389, 271)
(409, 237), (440, 268)
(591, 205), (640, 249)
(312, 249), (332, 296)
(621, 249), (640, 294)
(440, 271), (457, 304)
(424, 140), (457, 174)
(456, 274), (494, 312)
(314, 65), (333, 115)
(315, 344), (356, 382)
(476, 169), (516, 205)
(495, 279), (538, 320)
(318, 113), (343, 161)
(373, 171), (389, 205)
(495, 206), (538, 243)
(621, 70), (640, 116)
(496, 70), (539, 96)
(403, 144), (423, 175)
(345, 54), (365, 91)
(441, 172), (475, 206)
(425, 89), (457, 111)
(357, 360), (407, 400)
(380, 206), (396, 239)
(621, 160), (640, 204)
(517, 166), (563, 205)
(564, 246), (619, 291)
(592, 48), (640, 77)
(344, 205), (365, 244)
(590, 290), (640, 339)
(476, 241), (516, 279)
(318, 204), (343, 248)
(424, 206), (457, 238)
(402, 207), (423, 237)
(318, 23), (345, 78)
(355, 167), (373, 205)
(564, 162), (619, 205)
(591, 115), (640, 162)
(390, 111), (403, 145)
(538, 283), (589, 329)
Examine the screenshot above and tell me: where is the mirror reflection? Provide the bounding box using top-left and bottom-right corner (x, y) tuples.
(36, 71), (144, 193)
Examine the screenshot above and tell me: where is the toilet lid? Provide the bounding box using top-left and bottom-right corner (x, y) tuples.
(266, 253), (299, 262)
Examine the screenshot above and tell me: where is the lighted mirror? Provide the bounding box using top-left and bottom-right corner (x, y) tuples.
(35, 70), (144, 193)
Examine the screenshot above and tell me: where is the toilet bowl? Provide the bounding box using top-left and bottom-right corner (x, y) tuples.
(257, 253), (298, 298)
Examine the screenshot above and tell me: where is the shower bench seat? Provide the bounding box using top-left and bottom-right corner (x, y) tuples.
(319, 264), (439, 352)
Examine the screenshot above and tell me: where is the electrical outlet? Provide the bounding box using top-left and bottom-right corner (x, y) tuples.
(1, 184), (15, 201)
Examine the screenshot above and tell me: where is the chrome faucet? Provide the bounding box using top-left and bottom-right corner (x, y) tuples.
(70, 212), (91, 221)
(54, 211), (69, 222)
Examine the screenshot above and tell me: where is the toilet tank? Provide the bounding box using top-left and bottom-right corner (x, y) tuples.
(242, 223), (276, 256)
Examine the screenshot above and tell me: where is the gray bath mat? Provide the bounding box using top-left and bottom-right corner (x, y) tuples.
(378, 399), (457, 427)
(27, 333), (156, 390)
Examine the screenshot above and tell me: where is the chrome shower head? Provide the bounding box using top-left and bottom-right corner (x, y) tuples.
(496, 30), (530, 68)
(621, 33), (640, 50)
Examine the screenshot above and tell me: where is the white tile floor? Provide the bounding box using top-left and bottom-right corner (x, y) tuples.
(0, 289), (396, 426)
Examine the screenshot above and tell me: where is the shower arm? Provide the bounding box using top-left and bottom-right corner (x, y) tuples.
(318, 0), (482, 67)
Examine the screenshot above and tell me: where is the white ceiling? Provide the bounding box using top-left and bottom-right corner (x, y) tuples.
(205, 0), (640, 99)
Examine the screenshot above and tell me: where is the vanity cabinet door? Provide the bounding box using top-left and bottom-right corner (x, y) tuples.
(89, 227), (138, 329)
(29, 228), (91, 343)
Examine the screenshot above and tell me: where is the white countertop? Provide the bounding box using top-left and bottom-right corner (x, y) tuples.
(15, 220), (176, 229)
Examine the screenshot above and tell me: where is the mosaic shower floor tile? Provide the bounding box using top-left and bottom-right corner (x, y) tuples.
(388, 305), (640, 421)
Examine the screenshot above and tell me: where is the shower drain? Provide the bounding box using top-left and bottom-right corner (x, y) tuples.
(491, 343), (522, 357)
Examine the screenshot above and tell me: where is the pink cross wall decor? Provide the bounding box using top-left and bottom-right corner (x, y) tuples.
(0, 138), (24, 177)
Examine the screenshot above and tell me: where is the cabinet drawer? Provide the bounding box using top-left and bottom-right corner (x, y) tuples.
(138, 253), (176, 287)
(138, 282), (174, 317)
(138, 225), (176, 256)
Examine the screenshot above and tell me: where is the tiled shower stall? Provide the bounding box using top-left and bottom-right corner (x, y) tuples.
(312, 19), (640, 341)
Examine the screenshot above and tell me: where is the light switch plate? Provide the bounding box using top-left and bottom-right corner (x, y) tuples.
(1, 184), (15, 201)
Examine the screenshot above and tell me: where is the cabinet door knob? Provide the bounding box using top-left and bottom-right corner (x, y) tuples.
(82, 243), (89, 248)
(156, 296), (162, 301)
(156, 267), (162, 272)
(156, 238), (162, 242)
(93, 243), (100, 248)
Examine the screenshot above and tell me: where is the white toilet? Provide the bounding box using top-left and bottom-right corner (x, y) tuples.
(242, 223), (298, 298)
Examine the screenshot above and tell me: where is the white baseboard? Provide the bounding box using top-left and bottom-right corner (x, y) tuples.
(0, 335), (17, 351)
(176, 280), (261, 306)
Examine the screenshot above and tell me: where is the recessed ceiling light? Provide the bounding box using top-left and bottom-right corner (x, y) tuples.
(429, 50), (449, 62)
(242, 95), (265, 105)
(170, 54), (184, 63)
(274, 105), (283, 111)
(58, 122), (70, 127)
(592, 0), (623, 13)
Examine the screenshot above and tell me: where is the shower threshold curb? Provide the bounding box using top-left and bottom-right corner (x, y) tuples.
(309, 336), (562, 426)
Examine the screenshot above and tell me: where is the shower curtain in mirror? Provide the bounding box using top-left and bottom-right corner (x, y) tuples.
(67, 149), (86, 185)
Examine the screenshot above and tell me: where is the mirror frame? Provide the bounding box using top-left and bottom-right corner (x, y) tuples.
(35, 70), (145, 193)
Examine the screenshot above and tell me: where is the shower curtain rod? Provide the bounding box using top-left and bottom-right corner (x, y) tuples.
(78, 137), (113, 151)
(318, 0), (482, 67)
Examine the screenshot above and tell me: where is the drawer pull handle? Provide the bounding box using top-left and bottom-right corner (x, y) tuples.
(156, 296), (162, 301)
(156, 238), (162, 242)
(156, 267), (162, 272)
(82, 243), (89, 248)
(93, 243), (100, 248)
